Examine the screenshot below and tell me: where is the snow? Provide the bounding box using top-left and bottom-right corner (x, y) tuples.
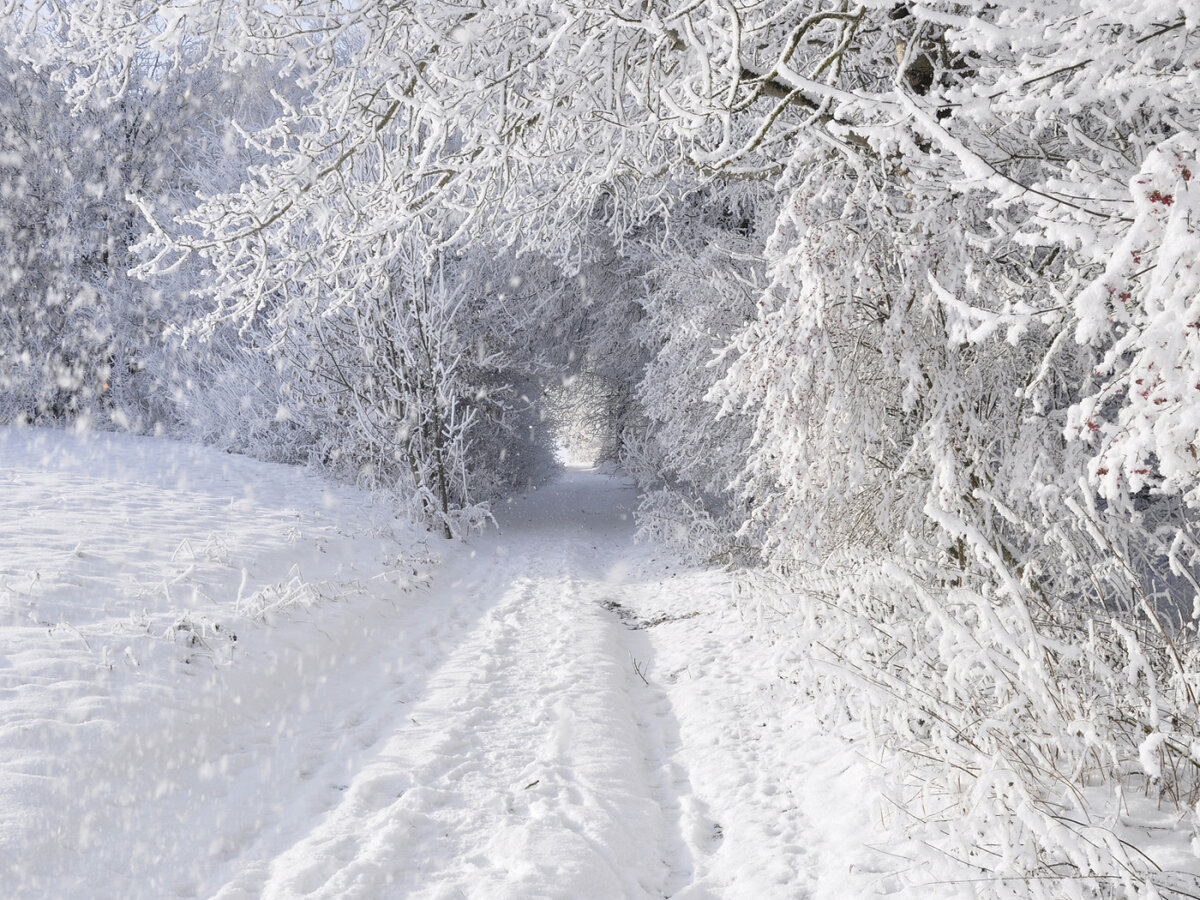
(0, 428), (893, 897)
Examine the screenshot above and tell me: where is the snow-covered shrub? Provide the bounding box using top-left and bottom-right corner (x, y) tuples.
(0, 31), (292, 442)
(624, 189), (767, 561)
(1073, 134), (1200, 502)
(761, 544), (1200, 898)
(0, 50), (148, 428)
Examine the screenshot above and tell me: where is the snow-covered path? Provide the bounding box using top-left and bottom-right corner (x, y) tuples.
(218, 473), (688, 898)
(1, 431), (886, 899)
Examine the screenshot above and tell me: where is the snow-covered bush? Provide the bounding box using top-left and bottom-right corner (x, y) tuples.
(624, 190), (767, 562)
(761, 545), (1200, 898)
(1073, 134), (1200, 502)
(0, 49), (162, 429)
(273, 240), (560, 535)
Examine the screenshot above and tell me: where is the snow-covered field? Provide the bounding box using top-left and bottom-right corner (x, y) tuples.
(0, 428), (892, 898)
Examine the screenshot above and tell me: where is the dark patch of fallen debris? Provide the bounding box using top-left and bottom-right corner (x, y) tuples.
(601, 599), (700, 630)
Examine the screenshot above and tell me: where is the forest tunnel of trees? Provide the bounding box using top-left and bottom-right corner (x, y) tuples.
(6, 1), (1200, 894)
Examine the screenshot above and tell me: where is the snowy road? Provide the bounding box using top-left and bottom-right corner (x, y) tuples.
(212, 473), (691, 898)
(0, 432), (885, 898)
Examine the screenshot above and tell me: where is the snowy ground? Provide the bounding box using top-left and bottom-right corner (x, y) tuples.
(0, 428), (892, 898)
